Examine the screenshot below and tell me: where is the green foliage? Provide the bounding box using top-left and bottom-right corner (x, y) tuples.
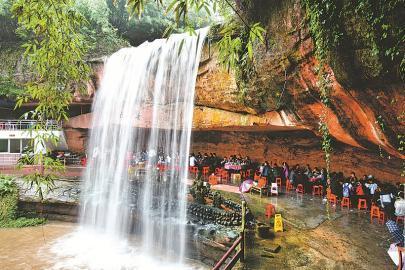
(217, 19), (266, 103)
(189, 178), (210, 205)
(18, 152), (64, 201)
(352, 0), (404, 78)
(0, 189), (18, 221)
(302, 0), (342, 61)
(0, 175), (17, 197)
(0, 77), (25, 99)
(0, 175), (18, 221)
(0, 217), (46, 228)
(0, 0), (19, 42)
(12, 0), (90, 122)
(0, 174), (46, 228)
(76, 0), (130, 57)
(212, 191), (223, 208)
(0, 174), (47, 228)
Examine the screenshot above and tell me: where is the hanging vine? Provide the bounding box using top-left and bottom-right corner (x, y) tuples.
(302, 0), (343, 219)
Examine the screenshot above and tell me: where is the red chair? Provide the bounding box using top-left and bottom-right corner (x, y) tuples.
(378, 211), (385, 225)
(358, 199), (367, 210)
(215, 167), (222, 175)
(80, 157), (87, 167)
(396, 216), (405, 225)
(286, 179), (294, 192)
(341, 197), (351, 209)
(190, 166), (198, 176)
(202, 166), (210, 179)
(245, 169), (252, 178)
(328, 194), (337, 205)
(312, 185), (322, 196)
(220, 170), (229, 184)
(275, 177), (282, 188)
(296, 184), (304, 194)
(265, 204), (276, 219)
(370, 205), (380, 223)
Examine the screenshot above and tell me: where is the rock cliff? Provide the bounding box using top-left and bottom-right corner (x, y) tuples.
(2, 0), (403, 182)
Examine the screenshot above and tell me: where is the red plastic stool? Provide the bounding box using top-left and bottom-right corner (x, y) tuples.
(370, 205), (380, 223)
(276, 177), (282, 188)
(202, 166), (210, 178)
(341, 197), (351, 209)
(296, 184), (304, 194)
(396, 216), (405, 225)
(190, 166), (198, 176)
(378, 211), (385, 225)
(286, 179), (294, 192)
(312, 185), (322, 196)
(358, 199), (367, 210)
(265, 204), (276, 219)
(329, 194), (337, 205)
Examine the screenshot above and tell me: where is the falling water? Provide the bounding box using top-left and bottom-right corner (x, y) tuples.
(52, 28), (208, 270)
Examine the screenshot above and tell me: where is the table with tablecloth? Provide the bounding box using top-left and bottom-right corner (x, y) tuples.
(224, 163), (242, 171)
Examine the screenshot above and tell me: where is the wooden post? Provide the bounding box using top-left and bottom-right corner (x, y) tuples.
(240, 200), (246, 263)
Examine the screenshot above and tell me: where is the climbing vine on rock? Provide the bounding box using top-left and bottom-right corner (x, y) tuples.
(302, 0), (341, 182)
(351, 0), (404, 79)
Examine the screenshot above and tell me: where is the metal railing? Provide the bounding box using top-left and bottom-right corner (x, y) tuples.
(212, 201), (246, 270)
(0, 120), (62, 130)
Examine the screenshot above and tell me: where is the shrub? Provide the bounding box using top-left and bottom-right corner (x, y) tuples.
(0, 174), (47, 228)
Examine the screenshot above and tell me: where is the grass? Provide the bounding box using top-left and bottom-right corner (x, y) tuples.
(0, 217), (46, 228)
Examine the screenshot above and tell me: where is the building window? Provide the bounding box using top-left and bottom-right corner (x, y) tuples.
(0, 139), (8, 152)
(21, 139), (32, 152)
(9, 139), (21, 153)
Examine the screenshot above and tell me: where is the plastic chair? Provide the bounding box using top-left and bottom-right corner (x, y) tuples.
(296, 184), (304, 194)
(378, 211), (385, 225)
(312, 185), (322, 196)
(358, 199), (367, 210)
(370, 205), (380, 223)
(275, 177), (282, 188)
(220, 170), (229, 184)
(190, 166), (198, 176)
(341, 197), (351, 209)
(265, 203), (276, 219)
(215, 167), (222, 175)
(270, 183), (278, 196)
(202, 166), (210, 178)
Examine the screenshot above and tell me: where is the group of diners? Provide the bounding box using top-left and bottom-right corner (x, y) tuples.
(189, 154), (404, 226)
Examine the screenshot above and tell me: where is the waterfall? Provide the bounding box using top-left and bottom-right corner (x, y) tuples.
(66, 28), (208, 269)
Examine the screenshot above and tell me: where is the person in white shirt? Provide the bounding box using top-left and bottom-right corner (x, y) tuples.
(189, 154), (196, 167)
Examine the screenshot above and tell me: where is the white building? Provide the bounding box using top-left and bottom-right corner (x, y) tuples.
(0, 119), (68, 166)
